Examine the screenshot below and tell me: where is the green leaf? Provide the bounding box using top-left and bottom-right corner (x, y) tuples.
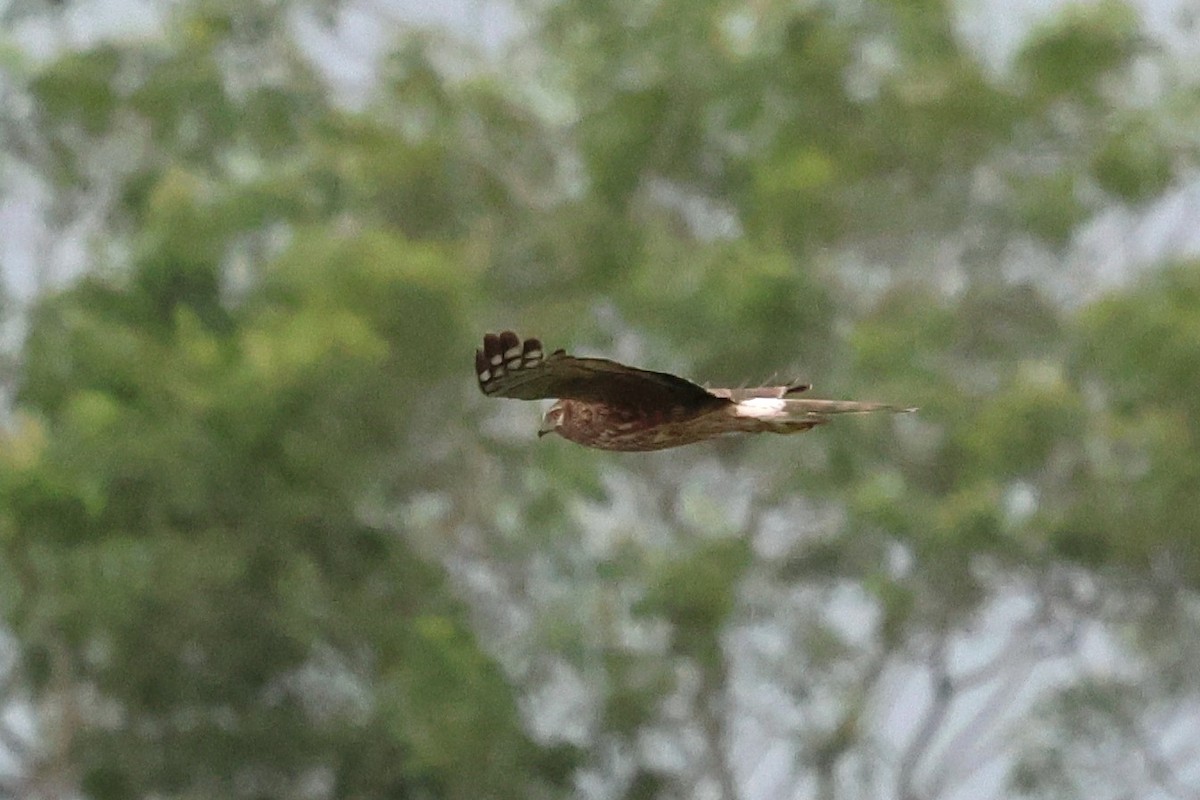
(31, 46), (120, 134)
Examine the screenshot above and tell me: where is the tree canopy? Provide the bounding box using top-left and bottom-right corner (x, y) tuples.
(1, 0), (1198, 798)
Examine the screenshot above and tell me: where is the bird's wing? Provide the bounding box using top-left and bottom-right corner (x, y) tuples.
(476, 331), (725, 409)
(708, 382), (811, 401)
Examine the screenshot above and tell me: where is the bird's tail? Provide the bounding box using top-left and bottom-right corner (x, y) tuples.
(777, 399), (917, 416)
(733, 397), (916, 429)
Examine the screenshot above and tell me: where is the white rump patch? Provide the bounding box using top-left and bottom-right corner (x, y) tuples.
(734, 397), (787, 420)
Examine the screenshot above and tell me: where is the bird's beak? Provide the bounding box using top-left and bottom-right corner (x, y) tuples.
(538, 413), (558, 438)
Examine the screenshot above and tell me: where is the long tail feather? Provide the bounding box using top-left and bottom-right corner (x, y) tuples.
(780, 399), (917, 415)
(734, 397), (916, 422)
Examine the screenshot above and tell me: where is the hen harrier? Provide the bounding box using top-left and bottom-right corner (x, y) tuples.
(476, 331), (914, 452)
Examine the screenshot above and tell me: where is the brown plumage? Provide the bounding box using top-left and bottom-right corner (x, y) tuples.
(476, 331), (914, 452)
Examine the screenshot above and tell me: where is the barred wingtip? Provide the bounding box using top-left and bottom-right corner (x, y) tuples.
(523, 337), (543, 361)
(475, 348), (494, 392)
(477, 331), (548, 395)
(498, 330), (520, 360)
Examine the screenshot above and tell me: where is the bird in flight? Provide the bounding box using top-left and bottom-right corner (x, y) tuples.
(476, 331), (914, 452)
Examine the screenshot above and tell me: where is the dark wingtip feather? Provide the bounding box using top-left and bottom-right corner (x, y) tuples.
(784, 381), (810, 395)
(483, 333), (502, 363)
(475, 349), (492, 393)
(478, 332), (549, 396)
(498, 330), (520, 356)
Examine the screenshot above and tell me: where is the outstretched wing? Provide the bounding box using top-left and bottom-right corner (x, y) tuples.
(476, 331), (724, 410)
(708, 382), (811, 402)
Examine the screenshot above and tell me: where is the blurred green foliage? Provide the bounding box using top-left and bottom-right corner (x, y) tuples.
(1, 0), (1198, 798)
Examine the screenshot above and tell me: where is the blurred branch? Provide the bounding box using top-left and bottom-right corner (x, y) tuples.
(0, 721), (29, 772)
(0, 776), (27, 800)
(697, 663), (739, 800)
(1166, 720), (1200, 774)
(1127, 708), (1195, 800)
(952, 596), (1078, 693)
(895, 636), (952, 800)
(0, 658), (29, 763)
(22, 639), (80, 800)
(928, 652), (1038, 800)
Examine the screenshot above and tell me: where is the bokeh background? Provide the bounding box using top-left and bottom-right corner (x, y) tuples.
(2, 0), (1199, 798)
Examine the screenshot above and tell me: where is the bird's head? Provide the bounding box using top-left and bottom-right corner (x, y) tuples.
(538, 402), (566, 439)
